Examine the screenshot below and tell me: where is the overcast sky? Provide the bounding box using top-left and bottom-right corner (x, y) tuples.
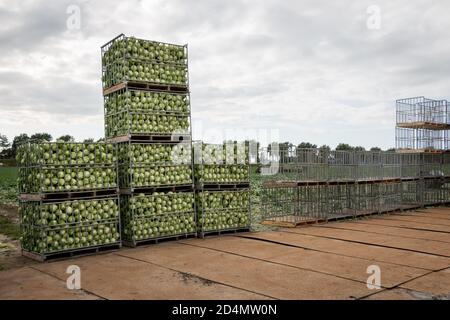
(0, 0), (449, 149)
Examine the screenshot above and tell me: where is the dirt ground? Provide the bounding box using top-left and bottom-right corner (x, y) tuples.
(0, 207), (449, 300)
(0, 204), (35, 271)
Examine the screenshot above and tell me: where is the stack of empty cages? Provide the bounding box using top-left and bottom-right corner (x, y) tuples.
(259, 146), (450, 226)
(396, 96), (450, 208)
(396, 97), (450, 152)
(17, 141), (121, 261)
(194, 142), (251, 237)
(101, 34), (196, 246)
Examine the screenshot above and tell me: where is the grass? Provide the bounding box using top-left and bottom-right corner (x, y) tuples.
(0, 167), (18, 205)
(0, 215), (20, 240)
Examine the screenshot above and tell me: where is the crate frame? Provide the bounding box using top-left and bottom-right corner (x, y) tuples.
(119, 190), (197, 246)
(17, 141), (118, 194)
(101, 34), (188, 69)
(104, 88), (192, 140)
(117, 140), (195, 190)
(196, 188), (251, 237)
(20, 213), (121, 258)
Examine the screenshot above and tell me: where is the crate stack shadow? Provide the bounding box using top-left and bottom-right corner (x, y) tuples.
(194, 142), (251, 237)
(17, 142), (121, 261)
(101, 34), (196, 246)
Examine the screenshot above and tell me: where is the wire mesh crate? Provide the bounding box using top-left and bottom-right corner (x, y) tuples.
(354, 182), (380, 215)
(17, 142), (118, 194)
(101, 34), (189, 91)
(401, 179), (422, 209)
(379, 180), (402, 212)
(298, 182), (328, 219)
(400, 153), (422, 178)
(396, 127), (449, 151)
(102, 58), (188, 90)
(196, 189), (250, 236)
(193, 142), (250, 187)
(327, 181), (356, 219)
(118, 141), (194, 190)
(261, 182), (327, 226)
(422, 177), (445, 205)
(19, 196), (121, 259)
(120, 191), (196, 245)
(101, 34), (187, 69)
(396, 97), (450, 128)
(104, 88), (191, 139)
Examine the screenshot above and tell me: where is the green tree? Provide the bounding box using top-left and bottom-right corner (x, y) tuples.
(387, 148), (396, 152)
(30, 132), (52, 142)
(354, 146), (366, 152)
(335, 143), (353, 151)
(83, 138), (94, 143)
(11, 133), (30, 157)
(370, 147), (382, 152)
(319, 144), (331, 152)
(57, 135), (75, 142)
(0, 133), (9, 150)
(297, 142), (317, 149)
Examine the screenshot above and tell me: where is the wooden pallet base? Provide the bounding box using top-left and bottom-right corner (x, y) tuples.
(120, 184), (194, 195)
(199, 228), (250, 238)
(20, 188), (119, 202)
(106, 134), (191, 143)
(22, 243), (121, 262)
(196, 183), (250, 190)
(103, 81), (189, 96)
(396, 121), (450, 131)
(261, 217), (325, 228)
(122, 233), (197, 247)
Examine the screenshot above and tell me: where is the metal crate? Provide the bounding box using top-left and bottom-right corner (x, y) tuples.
(120, 191), (196, 245)
(102, 58), (189, 90)
(104, 88), (191, 139)
(118, 141), (194, 189)
(17, 141), (118, 194)
(193, 141), (250, 186)
(101, 34), (187, 69)
(20, 196), (121, 258)
(196, 189), (250, 236)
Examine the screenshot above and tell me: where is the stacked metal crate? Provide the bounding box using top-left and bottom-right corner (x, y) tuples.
(396, 97), (450, 151)
(17, 141), (120, 261)
(194, 142), (251, 237)
(101, 34), (196, 246)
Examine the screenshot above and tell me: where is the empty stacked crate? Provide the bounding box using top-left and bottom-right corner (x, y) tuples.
(102, 34), (196, 246)
(194, 142), (251, 237)
(17, 142), (120, 260)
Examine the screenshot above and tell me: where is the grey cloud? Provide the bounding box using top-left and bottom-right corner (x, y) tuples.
(0, 0), (449, 150)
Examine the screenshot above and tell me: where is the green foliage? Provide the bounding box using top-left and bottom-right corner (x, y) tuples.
(30, 133), (52, 142)
(0, 133), (9, 150)
(57, 135), (75, 142)
(11, 133), (30, 158)
(335, 143), (354, 151)
(298, 142), (317, 149)
(0, 167), (18, 204)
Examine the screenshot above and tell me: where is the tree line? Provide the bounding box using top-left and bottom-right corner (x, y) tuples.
(0, 133), (101, 159)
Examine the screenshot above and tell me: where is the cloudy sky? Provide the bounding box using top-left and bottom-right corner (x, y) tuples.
(0, 0), (449, 149)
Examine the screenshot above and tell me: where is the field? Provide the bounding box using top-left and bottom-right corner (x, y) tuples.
(0, 167), (18, 205)
(0, 166), (23, 271)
